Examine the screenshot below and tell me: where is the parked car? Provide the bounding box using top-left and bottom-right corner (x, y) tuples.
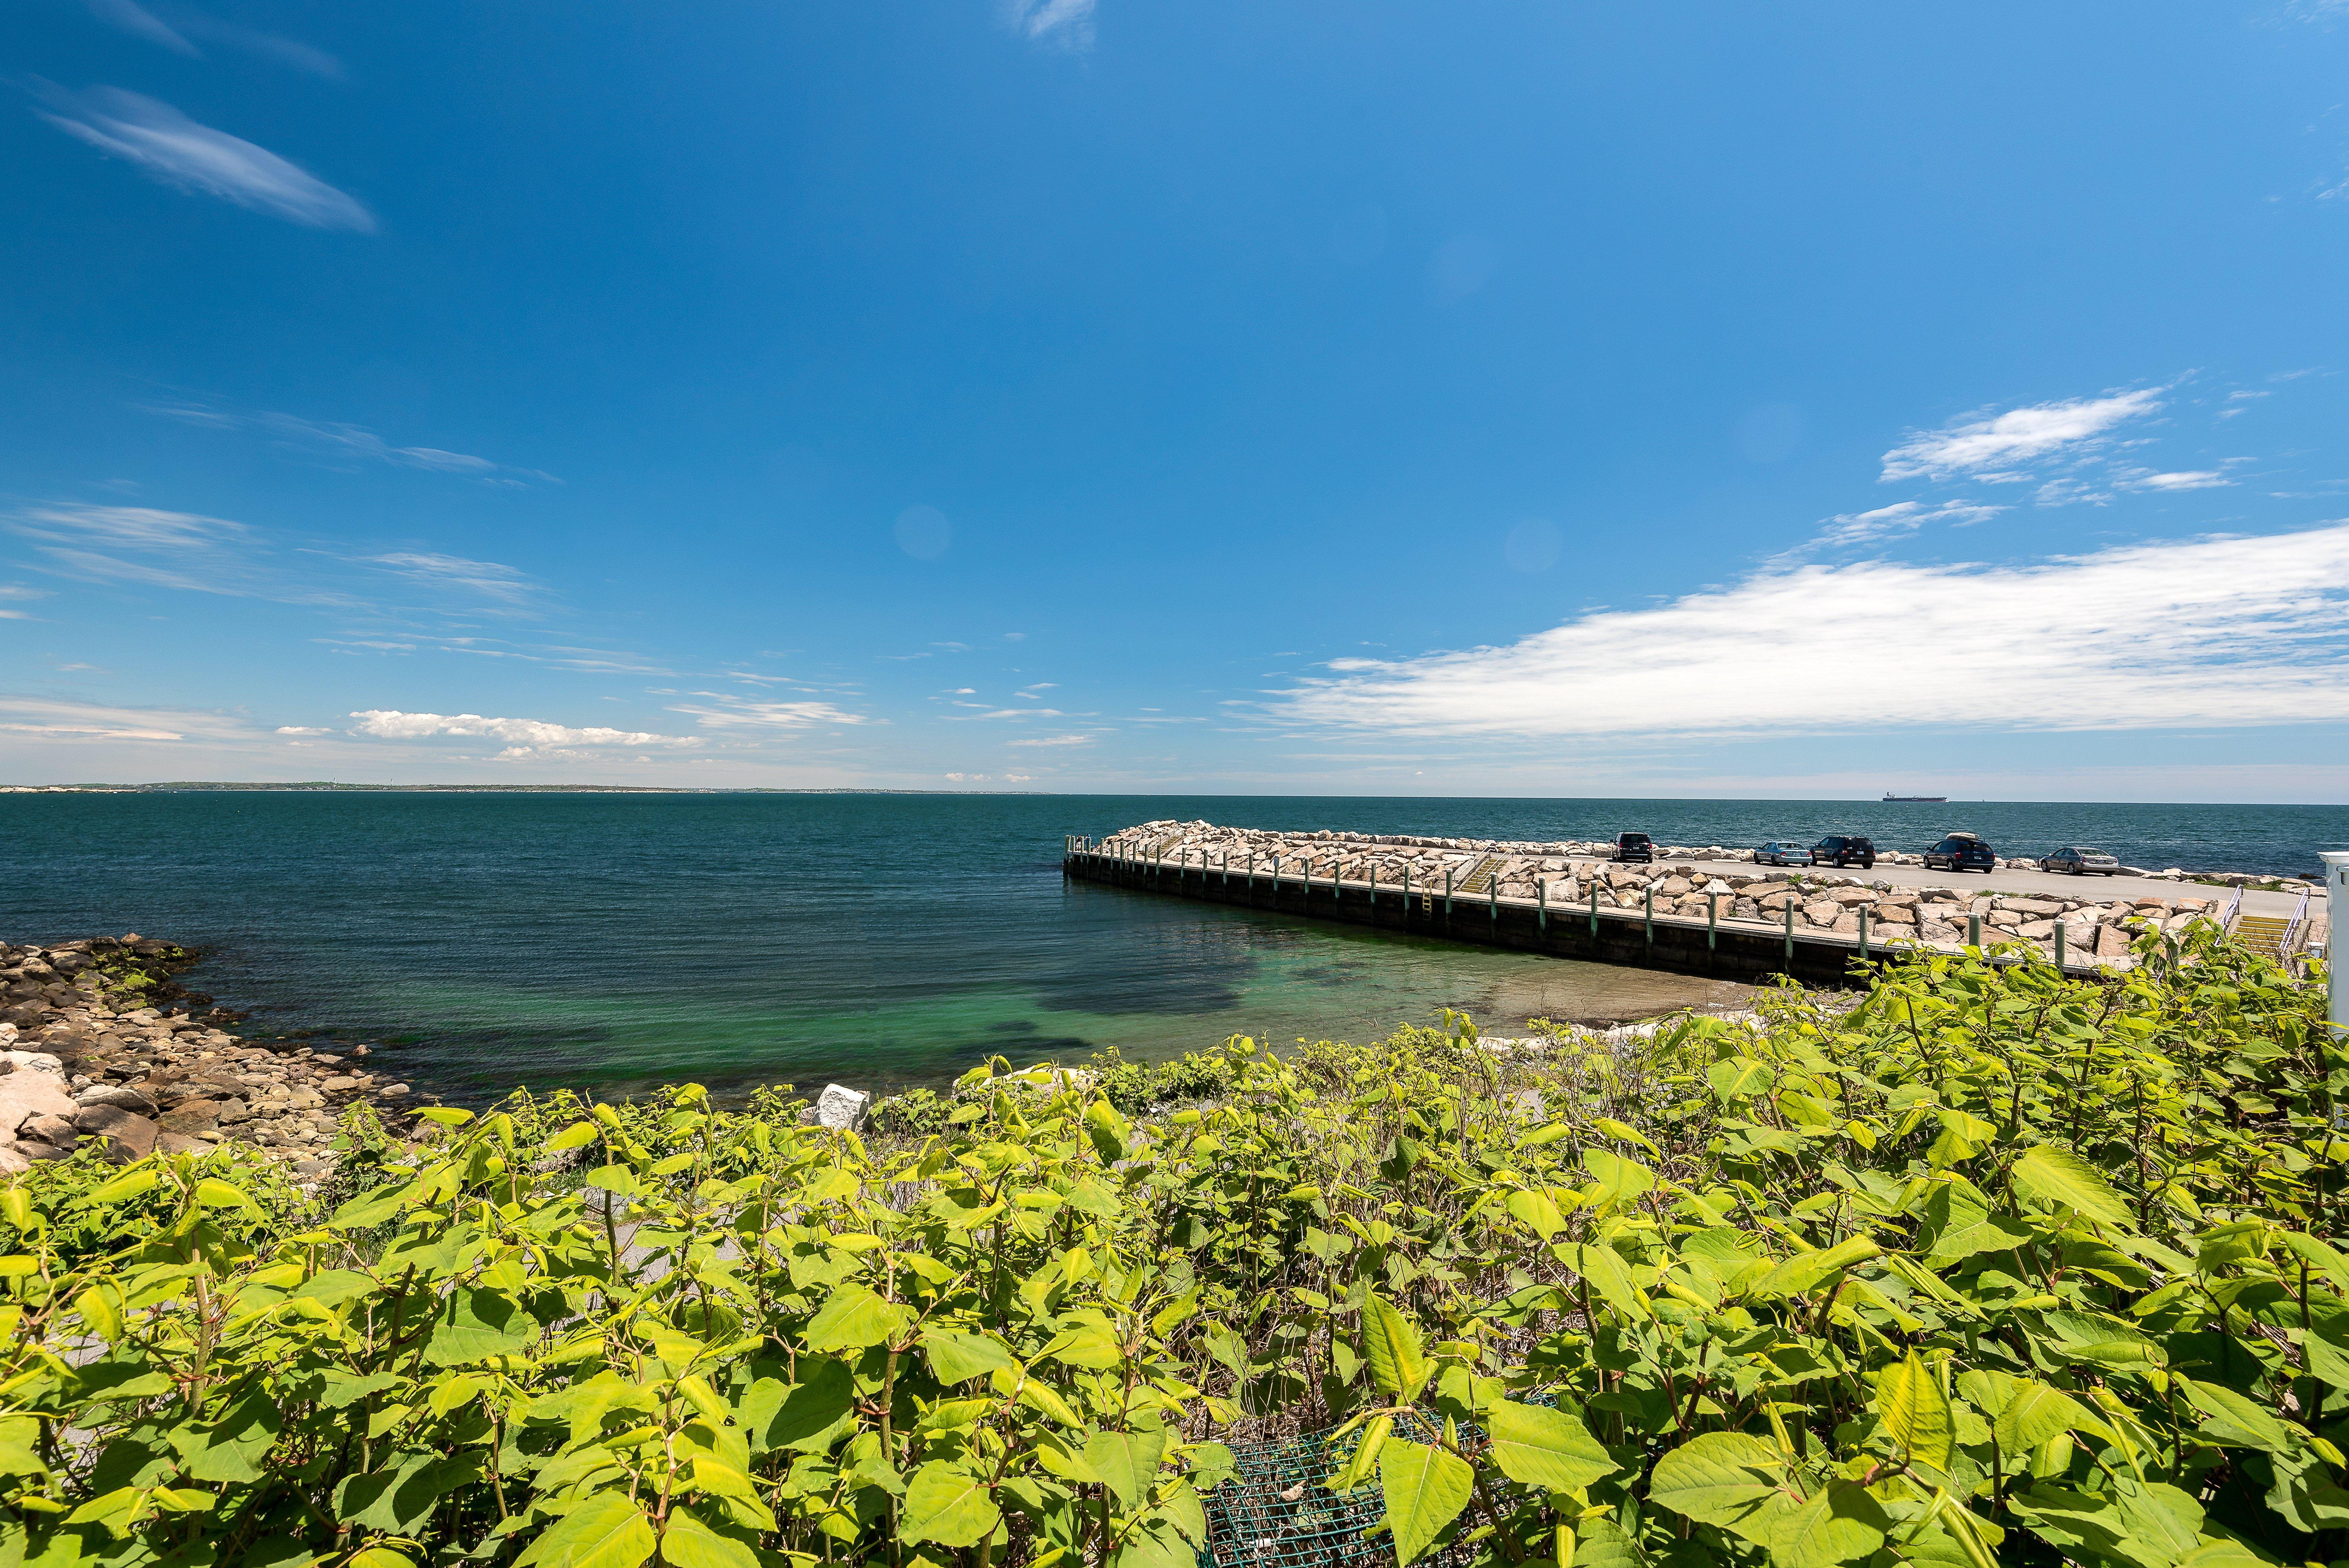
(2040, 845), (2121, 876)
(1810, 834), (1876, 869)
(1923, 833), (1997, 872)
(1755, 840), (1808, 866)
(1612, 832), (1656, 864)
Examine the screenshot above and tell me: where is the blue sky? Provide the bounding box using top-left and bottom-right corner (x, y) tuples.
(7, 1), (2349, 799)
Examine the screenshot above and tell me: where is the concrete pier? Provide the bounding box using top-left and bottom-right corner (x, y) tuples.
(1064, 840), (2004, 987)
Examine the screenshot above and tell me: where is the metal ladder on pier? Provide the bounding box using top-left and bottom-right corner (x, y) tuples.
(1455, 853), (1506, 895)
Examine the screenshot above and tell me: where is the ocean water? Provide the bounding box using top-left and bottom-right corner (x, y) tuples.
(3, 792), (2341, 1105)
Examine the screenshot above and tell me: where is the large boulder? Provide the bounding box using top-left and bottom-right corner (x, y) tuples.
(806, 1083), (871, 1132)
(73, 1104), (159, 1161)
(76, 1083), (159, 1116)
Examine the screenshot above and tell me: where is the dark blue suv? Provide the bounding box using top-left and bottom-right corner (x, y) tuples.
(1923, 833), (1996, 872)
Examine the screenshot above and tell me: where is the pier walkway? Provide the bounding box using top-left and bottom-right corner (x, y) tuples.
(1059, 839), (2153, 987)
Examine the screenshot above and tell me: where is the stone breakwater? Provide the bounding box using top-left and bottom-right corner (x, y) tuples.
(0, 935), (425, 1177)
(1101, 821), (2320, 890)
(1095, 820), (2313, 966)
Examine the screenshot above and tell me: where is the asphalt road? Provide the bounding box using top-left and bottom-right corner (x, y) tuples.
(1583, 856), (2319, 918)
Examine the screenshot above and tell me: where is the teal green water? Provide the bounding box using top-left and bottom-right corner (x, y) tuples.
(5, 790), (2337, 1103)
(0, 792), (1757, 1103)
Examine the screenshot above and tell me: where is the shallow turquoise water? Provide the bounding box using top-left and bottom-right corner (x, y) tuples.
(2, 791), (2339, 1103)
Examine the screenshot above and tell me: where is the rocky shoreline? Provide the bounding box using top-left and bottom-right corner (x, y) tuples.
(0, 935), (428, 1176)
(1095, 821), (2331, 966)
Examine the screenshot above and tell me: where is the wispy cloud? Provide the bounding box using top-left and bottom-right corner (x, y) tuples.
(2114, 468), (2233, 493)
(81, 0), (194, 54)
(4, 502), (283, 597)
(33, 85), (373, 232)
(664, 696), (873, 730)
(1006, 733), (1095, 748)
(1809, 499), (2004, 550)
(1879, 387), (2164, 483)
(1000, 0), (1095, 51)
(0, 695), (257, 744)
(1272, 523), (2349, 739)
(366, 552), (542, 606)
(275, 725), (328, 735)
(144, 403), (554, 485)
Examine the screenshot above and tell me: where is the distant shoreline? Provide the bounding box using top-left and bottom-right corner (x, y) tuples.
(0, 782), (1051, 795)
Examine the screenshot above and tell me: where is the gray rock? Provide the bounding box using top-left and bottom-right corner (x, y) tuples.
(18, 1113), (78, 1149)
(807, 1083), (871, 1132)
(75, 1083), (159, 1116)
(74, 1103), (160, 1160)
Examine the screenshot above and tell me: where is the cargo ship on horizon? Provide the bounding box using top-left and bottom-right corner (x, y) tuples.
(1882, 791), (1948, 803)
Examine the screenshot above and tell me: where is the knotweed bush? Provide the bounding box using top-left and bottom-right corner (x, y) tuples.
(0, 927), (2340, 1568)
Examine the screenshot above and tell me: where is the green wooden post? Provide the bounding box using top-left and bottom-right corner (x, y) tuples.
(1589, 880), (1598, 936)
(1489, 870), (1498, 926)
(1644, 884), (1654, 947)
(1707, 892), (1717, 950)
(1859, 905), (1869, 960)
(1271, 853), (1280, 895)
(1369, 863), (1377, 909)
(1403, 866), (1412, 918)
(2054, 920), (2066, 972)
(1969, 912), (1981, 948)
(1445, 867), (1454, 922)
(1784, 898), (1794, 964)
(1538, 878), (1547, 934)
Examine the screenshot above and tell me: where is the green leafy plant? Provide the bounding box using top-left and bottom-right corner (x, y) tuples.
(0, 923), (2336, 1568)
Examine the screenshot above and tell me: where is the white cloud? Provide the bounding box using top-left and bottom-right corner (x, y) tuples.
(1272, 523), (2349, 739)
(664, 697), (872, 730)
(348, 710), (702, 751)
(0, 695), (256, 744)
(33, 85), (374, 232)
(1812, 499), (2003, 549)
(1000, 0), (1095, 50)
(2115, 468), (2232, 493)
(82, 0), (195, 54)
(144, 403), (553, 484)
(1006, 733), (1095, 748)
(275, 725), (328, 735)
(367, 552), (541, 605)
(1879, 388), (2164, 482)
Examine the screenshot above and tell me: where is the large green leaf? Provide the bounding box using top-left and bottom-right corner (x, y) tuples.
(180, 1395), (281, 1484)
(921, 1325), (1018, 1384)
(421, 1286), (537, 1367)
(2010, 1146), (2128, 1227)
(1361, 1294), (1430, 1400)
(1567, 1244), (1652, 1320)
(1083, 1427), (1168, 1510)
(742, 1360), (856, 1453)
(517, 1493), (657, 1568)
(799, 1284), (909, 1353)
(1992, 1381), (2100, 1455)
(2179, 1378), (2293, 1452)
(333, 1455), (446, 1540)
(1647, 1432), (1786, 1530)
(1483, 1401), (1616, 1492)
(1748, 1237), (1880, 1301)
(900, 1461), (1003, 1548)
(1378, 1440), (1474, 1566)
(658, 1508), (759, 1568)
(1765, 1480), (1889, 1568)
(1875, 1352), (1953, 1472)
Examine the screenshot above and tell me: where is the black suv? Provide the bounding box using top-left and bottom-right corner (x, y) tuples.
(1810, 835), (1875, 869)
(1612, 832), (1656, 864)
(1923, 833), (1995, 872)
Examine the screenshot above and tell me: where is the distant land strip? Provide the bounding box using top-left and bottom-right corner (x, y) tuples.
(0, 782), (1049, 795)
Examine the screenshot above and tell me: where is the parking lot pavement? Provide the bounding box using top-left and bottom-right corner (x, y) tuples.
(1580, 857), (2320, 919)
